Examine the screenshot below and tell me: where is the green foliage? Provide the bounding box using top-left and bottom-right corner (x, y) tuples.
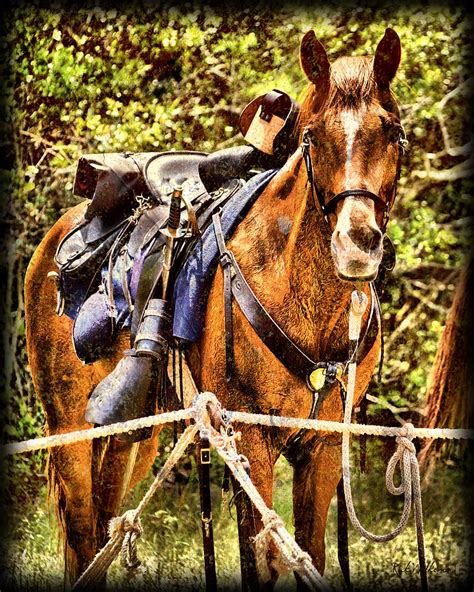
(1, 4), (472, 587)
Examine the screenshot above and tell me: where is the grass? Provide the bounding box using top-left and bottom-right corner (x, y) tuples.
(1, 436), (472, 592)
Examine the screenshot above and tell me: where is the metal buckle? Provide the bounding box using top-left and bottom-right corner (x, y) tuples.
(200, 447), (211, 464)
(220, 250), (233, 267)
(306, 362), (343, 392)
(201, 512), (213, 537)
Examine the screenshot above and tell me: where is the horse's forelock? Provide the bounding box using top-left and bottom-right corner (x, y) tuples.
(329, 56), (375, 109)
(296, 54), (400, 140)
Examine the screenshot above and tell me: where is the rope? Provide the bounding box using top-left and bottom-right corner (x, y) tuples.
(2, 408), (194, 456)
(223, 411), (473, 440)
(340, 290), (428, 591)
(206, 398), (331, 592)
(6, 381), (469, 590)
(252, 512), (284, 583)
(3, 403), (471, 459)
(72, 422), (199, 590)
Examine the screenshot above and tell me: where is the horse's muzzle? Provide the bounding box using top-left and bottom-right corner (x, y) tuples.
(331, 228), (383, 281)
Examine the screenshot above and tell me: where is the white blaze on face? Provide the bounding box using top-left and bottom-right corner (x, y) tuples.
(341, 109), (361, 187)
(332, 108), (381, 280)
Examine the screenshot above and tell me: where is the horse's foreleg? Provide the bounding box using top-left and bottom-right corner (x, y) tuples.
(292, 440), (342, 587)
(230, 424), (280, 591)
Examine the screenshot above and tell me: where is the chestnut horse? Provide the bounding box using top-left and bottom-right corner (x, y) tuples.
(24, 29), (404, 588)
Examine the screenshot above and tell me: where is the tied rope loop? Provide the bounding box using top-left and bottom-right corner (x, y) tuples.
(110, 510), (144, 572)
(386, 423), (416, 496)
(252, 511), (285, 583)
(72, 424), (199, 591)
(343, 292), (428, 591)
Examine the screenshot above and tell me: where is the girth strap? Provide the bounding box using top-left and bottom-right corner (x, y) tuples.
(212, 212), (234, 383)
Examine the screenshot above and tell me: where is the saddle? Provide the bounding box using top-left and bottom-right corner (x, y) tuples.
(55, 147), (272, 364)
(53, 90), (300, 363)
(51, 90), (304, 440)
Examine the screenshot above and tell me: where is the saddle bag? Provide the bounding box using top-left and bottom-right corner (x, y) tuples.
(74, 152), (146, 222)
(239, 89), (300, 159)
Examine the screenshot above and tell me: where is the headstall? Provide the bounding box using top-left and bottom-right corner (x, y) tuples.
(301, 126), (405, 232)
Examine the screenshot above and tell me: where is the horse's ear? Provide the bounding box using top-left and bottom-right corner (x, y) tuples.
(300, 30), (330, 87)
(374, 28), (401, 87)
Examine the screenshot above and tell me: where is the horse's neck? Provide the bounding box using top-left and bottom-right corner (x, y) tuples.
(230, 151), (358, 359)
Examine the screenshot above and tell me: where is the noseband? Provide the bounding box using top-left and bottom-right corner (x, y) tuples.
(301, 128), (395, 231)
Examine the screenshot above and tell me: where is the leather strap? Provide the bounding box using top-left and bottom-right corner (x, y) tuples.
(213, 213), (234, 382)
(212, 213), (380, 386)
(301, 128), (392, 231)
(337, 478), (351, 590)
(325, 188), (389, 219)
(198, 434), (217, 591)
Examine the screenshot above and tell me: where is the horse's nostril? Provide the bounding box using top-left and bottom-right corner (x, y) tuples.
(347, 226), (382, 253)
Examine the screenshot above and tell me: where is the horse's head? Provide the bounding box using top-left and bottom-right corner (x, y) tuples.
(298, 28), (404, 281)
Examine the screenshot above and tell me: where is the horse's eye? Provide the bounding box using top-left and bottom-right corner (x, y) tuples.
(381, 116), (404, 145)
(304, 128), (319, 148)
(387, 123), (404, 145)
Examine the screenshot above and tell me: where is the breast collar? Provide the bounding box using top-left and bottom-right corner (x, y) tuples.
(211, 211), (381, 402)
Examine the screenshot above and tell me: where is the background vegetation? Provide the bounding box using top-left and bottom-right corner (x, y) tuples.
(1, 2), (472, 591)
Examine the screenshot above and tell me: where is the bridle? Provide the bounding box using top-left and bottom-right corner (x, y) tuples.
(301, 125), (406, 233)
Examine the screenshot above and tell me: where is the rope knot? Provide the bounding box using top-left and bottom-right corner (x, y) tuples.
(252, 511), (284, 583)
(396, 423), (416, 454)
(108, 509), (142, 536)
(262, 511), (285, 532)
(400, 422), (415, 440)
(395, 435), (416, 455)
(109, 510), (143, 573)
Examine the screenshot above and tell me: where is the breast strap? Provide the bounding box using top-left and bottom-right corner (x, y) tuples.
(212, 212), (380, 390)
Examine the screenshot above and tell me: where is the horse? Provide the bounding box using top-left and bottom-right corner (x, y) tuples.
(24, 28), (404, 588)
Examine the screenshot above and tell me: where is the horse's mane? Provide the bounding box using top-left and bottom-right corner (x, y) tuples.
(297, 55), (399, 135)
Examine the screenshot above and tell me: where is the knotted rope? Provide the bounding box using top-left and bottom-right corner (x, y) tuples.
(208, 399), (331, 592)
(252, 511), (285, 583)
(341, 290), (428, 591)
(72, 421), (199, 590)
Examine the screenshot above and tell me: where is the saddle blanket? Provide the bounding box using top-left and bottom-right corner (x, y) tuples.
(172, 167), (277, 341)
